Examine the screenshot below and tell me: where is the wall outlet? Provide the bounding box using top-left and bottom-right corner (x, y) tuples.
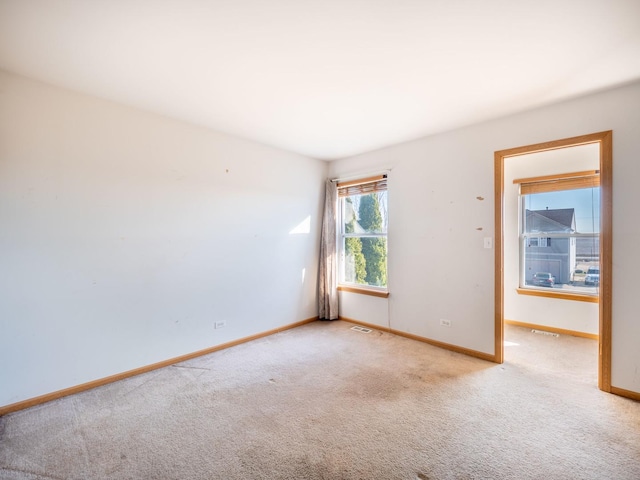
(214, 321), (226, 329)
(440, 319), (452, 327)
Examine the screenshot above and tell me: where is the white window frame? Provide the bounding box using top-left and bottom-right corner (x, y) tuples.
(336, 175), (389, 298)
(515, 170), (600, 301)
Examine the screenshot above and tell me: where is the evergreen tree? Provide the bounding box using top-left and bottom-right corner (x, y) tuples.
(358, 194), (387, 286)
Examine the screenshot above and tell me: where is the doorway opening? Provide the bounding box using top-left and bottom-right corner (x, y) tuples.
(494, 131), (612, 392)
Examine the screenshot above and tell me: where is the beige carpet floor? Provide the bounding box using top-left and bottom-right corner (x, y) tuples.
(1, 321), (639, 479)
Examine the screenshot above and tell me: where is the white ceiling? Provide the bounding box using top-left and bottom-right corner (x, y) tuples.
(1, 1), (639, 160)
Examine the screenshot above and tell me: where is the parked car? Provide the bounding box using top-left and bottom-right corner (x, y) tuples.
(585, 266), (600, 286)
(571, 268), (586, 284)
(532, 272), (555, 287)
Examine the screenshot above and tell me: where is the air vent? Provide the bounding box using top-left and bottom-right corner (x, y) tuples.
(350, 325), (372, 333)
(531, 329), (559, 337)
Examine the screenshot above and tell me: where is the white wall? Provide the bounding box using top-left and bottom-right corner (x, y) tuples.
(330, 80), (640, 394)
(0, 71), (327, 408)
(504, 144), (600, 335)
(339, 291), (389, 329)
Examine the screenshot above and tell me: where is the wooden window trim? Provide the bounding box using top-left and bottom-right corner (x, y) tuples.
(516, 288), (599, 303)
(518, 169), (600, 301)
(337, 174), (388, 292)
(513, 169), (599, 185)
(517, 172), (600, 195)
(338, 285), (389, 298)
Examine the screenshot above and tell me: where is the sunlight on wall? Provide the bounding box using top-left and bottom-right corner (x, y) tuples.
(289, 216), (311, 234)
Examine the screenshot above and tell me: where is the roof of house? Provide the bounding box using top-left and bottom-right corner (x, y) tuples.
(533, 208), (575, 228)
(526, 208), (576, 232)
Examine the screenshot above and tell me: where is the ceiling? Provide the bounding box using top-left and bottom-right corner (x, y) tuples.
(1, 1), (639, 160)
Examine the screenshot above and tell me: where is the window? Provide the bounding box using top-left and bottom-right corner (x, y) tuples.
(516, 170), (600, 298)
(528, 237), (550, 247)
(337, 175), (388, 295)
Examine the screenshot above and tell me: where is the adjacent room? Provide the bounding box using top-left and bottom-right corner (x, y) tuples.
(1, 1), (640, 478)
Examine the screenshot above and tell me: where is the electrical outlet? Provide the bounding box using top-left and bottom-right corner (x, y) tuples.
(214, 321), (226, 329)
(440, 319), (452, 327)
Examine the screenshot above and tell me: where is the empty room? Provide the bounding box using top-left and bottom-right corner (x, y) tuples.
(1, 1), (640, 479)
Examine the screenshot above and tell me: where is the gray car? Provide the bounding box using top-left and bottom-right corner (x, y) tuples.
(532, 272), (555, 287)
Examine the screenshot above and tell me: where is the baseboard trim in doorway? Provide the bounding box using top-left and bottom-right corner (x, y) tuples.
(505, 319), (599, 340)
(338, 316), (496, 363)
(0, 316), (318, 416)
(610, 386), (640, 402)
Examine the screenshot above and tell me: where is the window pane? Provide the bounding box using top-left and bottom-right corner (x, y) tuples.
(521, 186), (599, 296)
(341, 192), (388, 234)
(343, 236), (387, 288)
(339, 190), (388, 288)
(523, 235), (599, 295)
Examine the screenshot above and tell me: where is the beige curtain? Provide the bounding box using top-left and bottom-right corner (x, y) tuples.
(318, 179), (339, 320)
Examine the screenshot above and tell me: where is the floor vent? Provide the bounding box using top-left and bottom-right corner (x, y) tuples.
(350, 325), (372, 333)
(531, 329), (559, 337)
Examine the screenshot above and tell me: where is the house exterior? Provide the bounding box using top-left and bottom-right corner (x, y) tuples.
(524, 208), (576, 285)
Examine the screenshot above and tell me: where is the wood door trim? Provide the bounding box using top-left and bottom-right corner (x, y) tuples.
(494, 131), (612, 392)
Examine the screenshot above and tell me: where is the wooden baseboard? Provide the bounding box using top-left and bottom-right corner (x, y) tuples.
(338, 316), (497, 363)
(610, 386), (640, 402)
(505, 319), (599, 340)
(0, 316), (318, 416)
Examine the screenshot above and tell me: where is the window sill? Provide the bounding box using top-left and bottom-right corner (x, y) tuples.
(338, 285), (389, 298)
(516, 288), (599, 303)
